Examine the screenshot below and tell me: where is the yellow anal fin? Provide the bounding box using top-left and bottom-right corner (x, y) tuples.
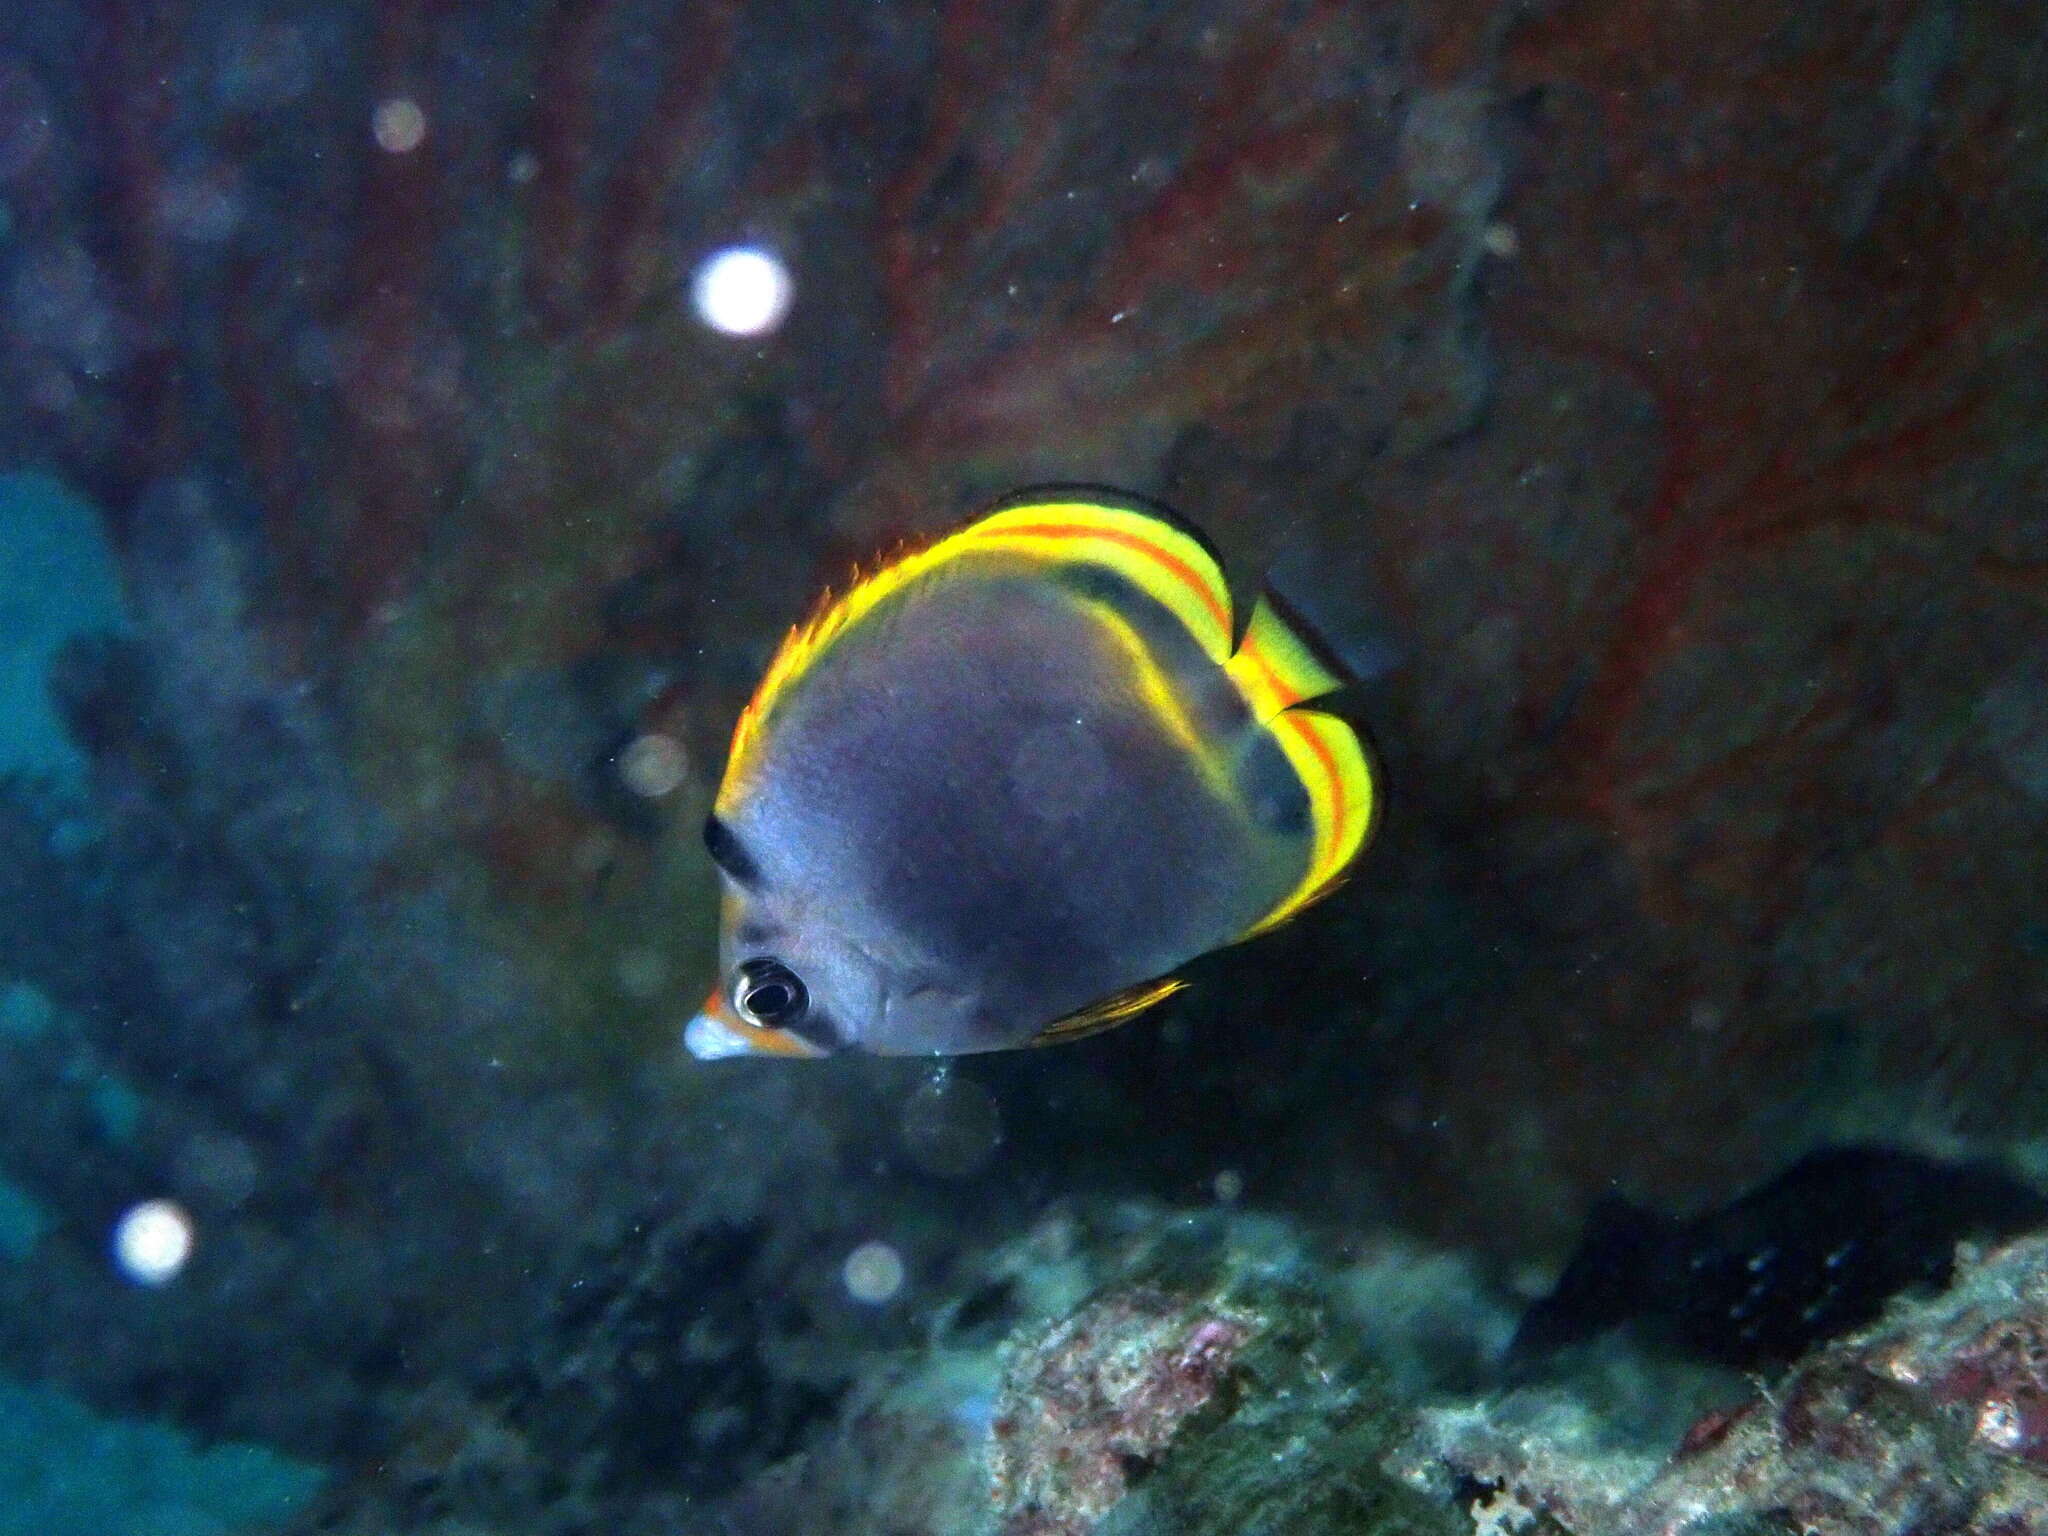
(1224, 596), (1345, 723)
(1244, 707), (1376, 936)
(1030, 977), (1188, 1047)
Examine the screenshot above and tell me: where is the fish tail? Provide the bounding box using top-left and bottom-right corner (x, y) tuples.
(1228, 591), (1379, 936)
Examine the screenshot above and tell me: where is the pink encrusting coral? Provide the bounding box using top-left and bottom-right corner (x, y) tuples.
(989, 1287), (1260, 1535)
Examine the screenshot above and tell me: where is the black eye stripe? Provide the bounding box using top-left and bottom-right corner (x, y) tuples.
(783, 1007), (841, 1053)
(702, 815), (762, 886)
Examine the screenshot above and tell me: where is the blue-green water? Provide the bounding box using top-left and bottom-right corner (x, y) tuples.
(1, 3), (2046, 1531)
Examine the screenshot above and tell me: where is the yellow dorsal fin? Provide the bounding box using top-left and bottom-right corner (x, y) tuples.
(1224, 595), (1345, 722)
(1244, 707), (1376, 935)
(966, 496), (1233, 661)
(1029, 977), (1188, 1047)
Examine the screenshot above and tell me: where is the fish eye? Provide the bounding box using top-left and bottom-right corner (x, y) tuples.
(734, 957), (807, 1027)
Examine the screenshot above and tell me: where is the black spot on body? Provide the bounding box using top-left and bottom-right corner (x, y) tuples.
(1237, 734), (1312, 837)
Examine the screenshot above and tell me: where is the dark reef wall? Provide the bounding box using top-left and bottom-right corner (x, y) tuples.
(0, 0), (2042, 1527)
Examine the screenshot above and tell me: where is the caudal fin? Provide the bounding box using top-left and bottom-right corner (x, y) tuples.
(1228, 592), (1379, 936)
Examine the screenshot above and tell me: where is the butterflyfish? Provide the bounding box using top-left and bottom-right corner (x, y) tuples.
(684, 488), (1378, 1059)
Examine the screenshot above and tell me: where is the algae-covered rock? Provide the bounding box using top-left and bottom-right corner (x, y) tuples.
(990, 1285), (1266, 1533)
(716, 1201), (1472, 1536)
(1398, 1232), (2048, 1535)
(1080, 1297), (1465, 1536)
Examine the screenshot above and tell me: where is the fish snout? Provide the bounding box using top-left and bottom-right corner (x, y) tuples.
(683, 984), (827, 1060)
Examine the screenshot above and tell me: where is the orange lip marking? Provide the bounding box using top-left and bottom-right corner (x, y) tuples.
(697, 984), (822, 1058)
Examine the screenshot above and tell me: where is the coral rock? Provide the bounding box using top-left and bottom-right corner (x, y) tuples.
(989, 1287), (1259, 1535)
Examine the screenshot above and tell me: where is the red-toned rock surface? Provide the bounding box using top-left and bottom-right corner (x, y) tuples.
(989, 1288), (1260, 1535)
(1403, 1233), (2048, 1535)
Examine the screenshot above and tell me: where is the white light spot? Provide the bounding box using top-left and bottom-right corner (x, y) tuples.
(372, 97), (427, 154)
(1979, 1397), (2024, 1451)
(619, 732), (688, 798)
(842, 1240), (905, 1305)
(690, 246), (792, 337)
(113, 1199), (193, 1286)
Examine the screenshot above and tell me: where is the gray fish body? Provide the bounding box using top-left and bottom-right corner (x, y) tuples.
(725, 562), (1301, 1053)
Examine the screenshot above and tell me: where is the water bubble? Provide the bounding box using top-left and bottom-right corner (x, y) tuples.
(173, 1135), (260, 1210)
(619, 732), (689, 798)
(570, 829), (617, 877)
(0, 61), (53, 183)
(1977, 649), (2048, 801)
(690, 246), (793, 337)
(1009, 719), (1108, 823)
(9, 239), (121, 375)
(842, 1240), (905, 1305)
(217, 21), (312, 111)
(113, 1199), (194, 1286)
(156, 164), (243, 244)
(900, 1072), (1002, 1180)
(614, 946), (669, 999)
(372, 97), (427, 154)
(1398, 87), (1505, 222)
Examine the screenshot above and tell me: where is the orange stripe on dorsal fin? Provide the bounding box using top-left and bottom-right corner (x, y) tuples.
(965, 495), (1234, 662)
(1224, 595), (1345, 723)
(1242, 707), (1377, 936)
